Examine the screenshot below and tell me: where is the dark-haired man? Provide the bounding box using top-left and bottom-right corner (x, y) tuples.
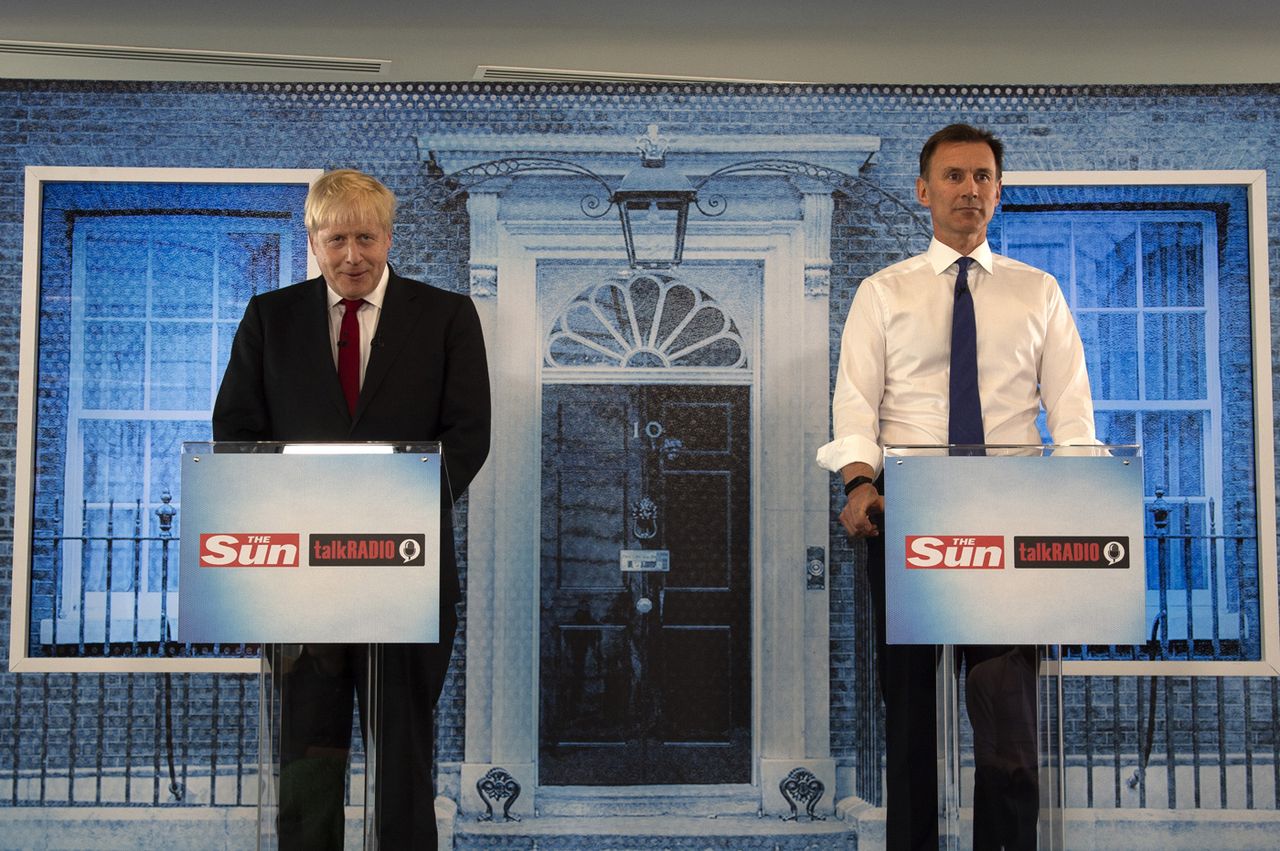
(817, 124), (1096, 849)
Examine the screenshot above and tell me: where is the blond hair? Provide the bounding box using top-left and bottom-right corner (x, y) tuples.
(305, 169), (397, 234)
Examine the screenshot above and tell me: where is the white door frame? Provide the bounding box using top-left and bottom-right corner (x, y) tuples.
(437, 132), (878, 816)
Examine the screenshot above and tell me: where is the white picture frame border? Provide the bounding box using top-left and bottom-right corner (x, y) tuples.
(1004, 169), (1276, 677)
(10, 166), (322, 674)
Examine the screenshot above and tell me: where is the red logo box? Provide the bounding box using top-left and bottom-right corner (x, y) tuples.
(905, 535), (1005, 569)
(199, 533), (301, 568)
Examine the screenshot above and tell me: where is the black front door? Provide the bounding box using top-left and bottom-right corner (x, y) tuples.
(539, 383), (750, 785)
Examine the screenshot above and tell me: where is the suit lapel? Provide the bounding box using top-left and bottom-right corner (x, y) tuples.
(353, 274), (424, 426)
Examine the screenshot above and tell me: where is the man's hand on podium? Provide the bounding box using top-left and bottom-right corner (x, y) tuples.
(839, 463), (884, 538)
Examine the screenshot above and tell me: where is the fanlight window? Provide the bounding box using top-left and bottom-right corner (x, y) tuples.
(546, 273), (747, 369)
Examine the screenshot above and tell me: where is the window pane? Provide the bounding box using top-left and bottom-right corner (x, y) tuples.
(1074, 221), (1138, 308)
(219, 232), (282, 316)
(150, 321), (213, 410)
(1094, 411), (1137, 447)
(1141, 411), (1206, 496)
(1002, 219), (1071, 287)
(152, 236), (215, 318)
(1142, 222), (1204, 308)
(148, 537), (181, 593)
(1076, 311), (1138, 400)
(83, 232), (146, 319)
(149, 420), (209, 511)
(216, 320), (239, 383)
(995, 189), (1238, 653)
(1143, 313), (1206, 399)
(50, 190), (306, 657)
(986, 218), (1003, 248)
(149, 419), (207, 506)
(82, 319), (145, 409)
(81, 420), (144, 504)
(545, 275), (745, 369)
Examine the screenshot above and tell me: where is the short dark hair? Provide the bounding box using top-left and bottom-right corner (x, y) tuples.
(919, 124), (1004, 178)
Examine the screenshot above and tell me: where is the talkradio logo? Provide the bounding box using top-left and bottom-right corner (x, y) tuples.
(309, 534), (426, 567)
(1014, 536), (1130, 569)
(199, 534), (301, 568)
(905, 536), (1004, 569)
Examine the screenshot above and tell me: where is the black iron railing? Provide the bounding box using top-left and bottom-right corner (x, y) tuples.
(2, 492), (372, 810)
(32, 496), (253, 659)
(3, 492), (1273, 812)
(852, 493), (1273, 811)
(5, 671), (256, 807)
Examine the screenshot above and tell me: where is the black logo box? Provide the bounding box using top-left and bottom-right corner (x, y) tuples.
(309, 534), (426, 566)
(1013, 536), (1131, 569)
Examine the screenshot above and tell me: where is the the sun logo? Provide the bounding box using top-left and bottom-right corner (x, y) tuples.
(199, 533), (300, 567)
(905, 535), (1004, 569)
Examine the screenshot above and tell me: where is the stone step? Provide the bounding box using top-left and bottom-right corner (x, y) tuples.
(453, 814), (856, 851)
(534, 784), (761, 818)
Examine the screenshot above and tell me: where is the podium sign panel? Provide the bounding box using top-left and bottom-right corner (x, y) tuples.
(884, 446), (1145, 646)
(883, 445), (1143, 850)
(177, 443), (441, 644)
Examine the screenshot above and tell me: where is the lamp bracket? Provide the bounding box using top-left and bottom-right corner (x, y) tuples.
(421, 155), (615, 217)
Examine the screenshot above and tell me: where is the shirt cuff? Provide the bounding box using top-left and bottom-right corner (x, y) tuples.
(815, 435), (883, 477)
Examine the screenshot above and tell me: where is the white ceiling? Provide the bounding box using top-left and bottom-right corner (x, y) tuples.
(2, 0), (1278, 85)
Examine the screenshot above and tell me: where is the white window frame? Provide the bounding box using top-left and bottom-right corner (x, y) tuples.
(996, 209), (1225, 639)
(10, 166), (321, 674)
(57, 215), (300, 653)
(1003, 170), (1276, 677)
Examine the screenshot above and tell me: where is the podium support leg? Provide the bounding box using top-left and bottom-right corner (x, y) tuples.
(938, 645), (962, 850)
(362, 644), (382, 851)
(257, 645), (285, 851)
(257, 644), (373, 850)
(1038, 644), (1066, 850)
(938, 644), (1065, 850)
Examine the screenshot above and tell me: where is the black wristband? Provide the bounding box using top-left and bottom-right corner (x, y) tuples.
(844, 475), (876, 496)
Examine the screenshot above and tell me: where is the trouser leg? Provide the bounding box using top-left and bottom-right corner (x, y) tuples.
(357, 605), (459, 851)
(964, 645), (1039, 851)
(866, 526), (939, 851)
(277, 643), (356, 851)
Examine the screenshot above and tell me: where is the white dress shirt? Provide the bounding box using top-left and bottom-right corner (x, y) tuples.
(816, 238), (1097, 477)
(325, 266), (389, 388)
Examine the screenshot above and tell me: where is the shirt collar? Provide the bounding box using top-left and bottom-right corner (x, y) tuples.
(325, 265), (390, 310)
(926, 237), (994, 276)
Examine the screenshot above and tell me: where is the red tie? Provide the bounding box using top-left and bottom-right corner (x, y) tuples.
(338, 298), (363, 415)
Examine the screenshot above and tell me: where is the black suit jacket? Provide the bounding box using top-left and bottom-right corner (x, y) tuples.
(211, 271), (491, 607)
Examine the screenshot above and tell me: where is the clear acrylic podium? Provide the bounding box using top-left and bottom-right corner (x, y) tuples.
(259, 643), (385, 849)
(177, 441), (445, 850)
(935, 643), (1064, 850)
(883, 444), (1145, 851)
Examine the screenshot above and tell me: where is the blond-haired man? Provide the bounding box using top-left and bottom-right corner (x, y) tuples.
(215, 169), (490, 849)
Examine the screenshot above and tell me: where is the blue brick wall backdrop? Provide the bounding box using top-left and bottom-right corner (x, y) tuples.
(0, 80), (1278, 824)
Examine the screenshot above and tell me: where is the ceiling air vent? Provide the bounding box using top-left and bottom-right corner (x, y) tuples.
(0, 40), (387, 74)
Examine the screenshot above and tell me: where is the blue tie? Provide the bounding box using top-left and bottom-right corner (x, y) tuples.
(948, 257), (985, 452)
